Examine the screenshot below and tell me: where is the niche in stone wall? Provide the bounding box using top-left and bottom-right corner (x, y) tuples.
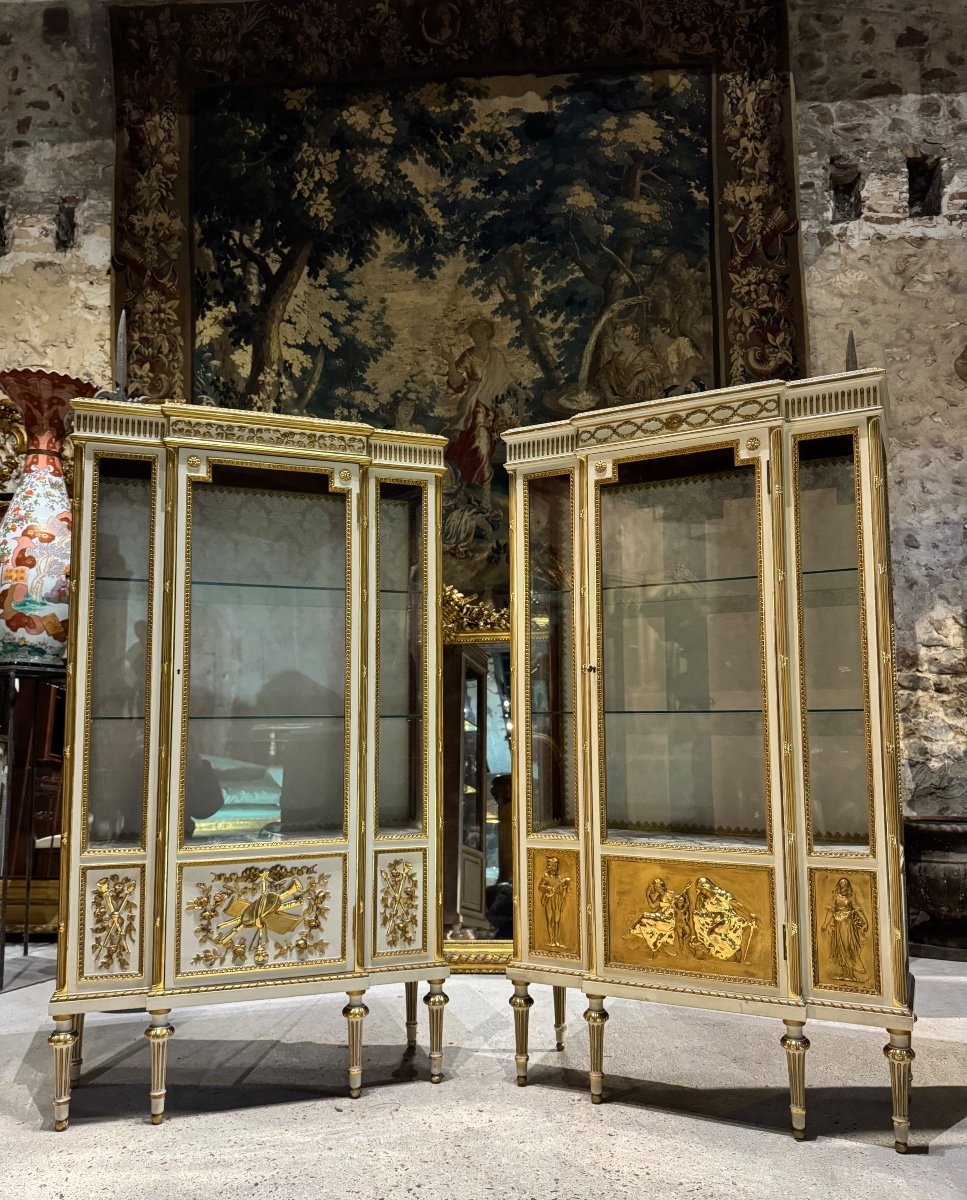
(907, 153), (943, 218)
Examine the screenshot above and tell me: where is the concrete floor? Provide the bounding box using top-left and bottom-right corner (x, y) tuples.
(1, 946), (966, 1199)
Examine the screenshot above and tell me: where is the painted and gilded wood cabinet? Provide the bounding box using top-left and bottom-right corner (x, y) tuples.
(49, 400), (449, 1129)
(503, 370), (915, 1151)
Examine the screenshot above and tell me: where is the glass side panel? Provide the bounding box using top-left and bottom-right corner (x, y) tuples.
(525, 472), (576, 835)
(87, 458), (154, 849)
(183, 468), (347, 844)
(376, 483), (424, 833)
(461, 668), (484, 852)
(796, 438), (870, 850)
(598, 449), (767, 845)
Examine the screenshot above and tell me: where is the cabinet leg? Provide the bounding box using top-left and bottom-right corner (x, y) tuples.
(70, 1014), (86, 1089)
(509, 982), (534, 1086)
(343, 991), (369, 1099)
(780, 1020), (810, 1141)
(49, 1015), (77, 1132)
(553, 986), (566, 1052)
(583, 996), (608, 1104)
(424, 978), (449, 1083)
(404, 980), (418, 1049)
(145, 1011), (174, 1125)
(884, 1028), (915, 1153)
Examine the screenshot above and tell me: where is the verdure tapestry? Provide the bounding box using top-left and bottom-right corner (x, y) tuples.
(111, 0), (806, 602)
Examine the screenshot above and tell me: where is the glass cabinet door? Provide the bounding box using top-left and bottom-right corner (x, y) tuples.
(85, 455), (157, 850)
(793, 433), (871, 852)
(524, 471), (577, 836)
(375, 481), (426, 835)
(594, 447), (768, 847)
(180, 464), (349, 845)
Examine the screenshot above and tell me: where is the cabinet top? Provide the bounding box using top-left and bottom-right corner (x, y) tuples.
(68, 398), (446, 470)
(502, 368), (886, 465)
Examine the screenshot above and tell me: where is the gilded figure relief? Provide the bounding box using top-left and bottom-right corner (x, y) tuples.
(529, 848), (581, 957)
(629, 874), (758, 964)
(823, 876), (869, 982)
(607, 857), (775, 983)
(810, 869), (880, 994)
(538, 856), (571, 948)
(186, 863), (332, 969)
(90, 873), (138, 973)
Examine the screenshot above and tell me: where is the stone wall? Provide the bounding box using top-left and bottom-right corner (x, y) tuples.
(0, 1), (112, 388)
(789, 0), (967, 816)
(0, 0), (962, 815)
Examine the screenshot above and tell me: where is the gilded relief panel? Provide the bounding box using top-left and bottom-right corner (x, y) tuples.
(175, 855), (347, 978)
(809, 868), (881, 995)
(528, 848), (581, 960)
(605, 857), (776, 985)
(80, 865), (145, 982)
(373, 849), (427, 958)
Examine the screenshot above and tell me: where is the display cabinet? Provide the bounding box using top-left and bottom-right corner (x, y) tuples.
(49, 399), (449, 1128)
(503, 370), (915, 1151)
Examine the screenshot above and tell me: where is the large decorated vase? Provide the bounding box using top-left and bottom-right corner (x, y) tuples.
(0, 370), (97, 664)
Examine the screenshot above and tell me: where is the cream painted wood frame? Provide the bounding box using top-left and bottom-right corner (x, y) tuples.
(502, 370), (915, 1152)
(49, 401), (449, 1129)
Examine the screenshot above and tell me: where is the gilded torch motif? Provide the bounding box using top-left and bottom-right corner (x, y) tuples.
(90, 874), (138, 972)
(187, 864), (331, 968)
(379, 858), (419, 948)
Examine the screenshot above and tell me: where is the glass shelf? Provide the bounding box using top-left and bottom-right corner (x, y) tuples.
(192, 579), (347, 593)
(183, 713), (344, 721)
(603, 572), (758, 591)
(605, 708), (763, 715)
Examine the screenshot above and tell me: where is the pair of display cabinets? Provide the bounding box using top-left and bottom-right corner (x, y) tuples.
(503, 368), (915, 1152)
(50, 370), (913, 1150)
(49, 401), (449, 1129)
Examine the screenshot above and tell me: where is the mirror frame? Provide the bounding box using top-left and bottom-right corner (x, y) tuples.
(441, 586), (513, 973)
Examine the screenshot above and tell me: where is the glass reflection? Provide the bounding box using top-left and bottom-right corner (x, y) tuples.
(87, 460), (153, 849)
(184, 470), (347, 844)
(599, 450), (767, 845)
(796, 438), (870, 850)
(377, 484), (424, 833)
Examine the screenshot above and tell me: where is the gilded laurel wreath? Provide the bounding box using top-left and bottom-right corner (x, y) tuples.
(90, 874), (138, 972)
(187, 863), (331, 968)
(379, 859), (420, 948)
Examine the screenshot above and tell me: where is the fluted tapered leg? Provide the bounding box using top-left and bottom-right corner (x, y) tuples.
(780, 1019), (810, 1141)
(884, 1028), (915, 1153)
(509, 982), (534, 1086)
(553, 986), (567, 1051)
(70, 1014), (86, 1088)
(424, 978), (449, 1083)
(49, 1015), (77, 1131)
(145, 1010), (174, 1125)
(343, 991), (369, 1098)
(583, 996), (608, 1104)
(405, 980), (418, 1049)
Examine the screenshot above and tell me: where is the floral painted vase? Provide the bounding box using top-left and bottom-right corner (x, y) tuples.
(0, 369), (97, 664)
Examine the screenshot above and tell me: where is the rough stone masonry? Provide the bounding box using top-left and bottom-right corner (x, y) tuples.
(0, 0), (963, 817)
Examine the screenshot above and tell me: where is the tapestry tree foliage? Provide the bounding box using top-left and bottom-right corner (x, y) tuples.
(192, 70), (709, 413)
